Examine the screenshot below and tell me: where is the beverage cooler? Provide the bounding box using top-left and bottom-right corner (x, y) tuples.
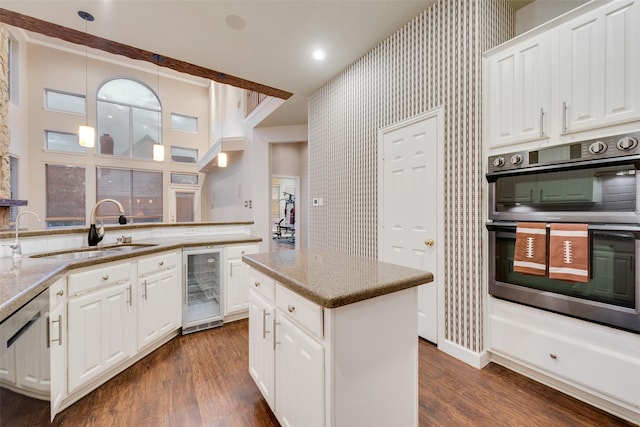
(182, 247), (223, 334)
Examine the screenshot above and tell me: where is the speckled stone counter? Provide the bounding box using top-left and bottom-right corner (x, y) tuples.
(242, 248), (433, 308)
(0, 234), (261, 321)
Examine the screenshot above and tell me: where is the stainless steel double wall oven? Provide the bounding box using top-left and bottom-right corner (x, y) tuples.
(486, 132), (640, 333)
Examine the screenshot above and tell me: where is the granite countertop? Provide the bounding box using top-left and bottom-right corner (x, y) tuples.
(242, 249), (433, 308)
(0, 234), (262, 321)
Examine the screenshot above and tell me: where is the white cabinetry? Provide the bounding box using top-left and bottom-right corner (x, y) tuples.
(247, 266), (418, 427)
(487, 32), (551, 148)
(224, 244), (259, 318)
(67, 261), (136, 393)
(489, 298), (640, 422)
(49, 278), (66, 420)
(558, 0), (640, 134)
(485, 0), (640, 151)
(248, 269), (276, 409)
(137, 251), (181, 350)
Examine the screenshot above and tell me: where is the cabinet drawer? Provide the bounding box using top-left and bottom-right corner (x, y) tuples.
(276, 284), (323, 340)
(49, 278), (66, 309)
(490, 315), (640, 407)
(227, 244), (259, 259)
(248, 268), (275, 303)
(138, 251), (178, 277)
(68, 262), (132, 296)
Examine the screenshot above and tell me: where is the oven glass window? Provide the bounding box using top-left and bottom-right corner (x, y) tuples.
(495, 229), (636, 309)
(494, 164), (637, 213)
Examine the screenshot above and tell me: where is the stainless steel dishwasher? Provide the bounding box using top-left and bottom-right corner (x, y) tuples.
(182, 246), (223, 334)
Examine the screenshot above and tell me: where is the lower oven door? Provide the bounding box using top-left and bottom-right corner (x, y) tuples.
(487, 222), (640, 333)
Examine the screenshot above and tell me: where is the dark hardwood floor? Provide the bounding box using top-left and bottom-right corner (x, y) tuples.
(2, 319), (635, 426)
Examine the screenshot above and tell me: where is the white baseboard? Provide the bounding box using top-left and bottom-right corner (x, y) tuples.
(437, 338), (491, 369)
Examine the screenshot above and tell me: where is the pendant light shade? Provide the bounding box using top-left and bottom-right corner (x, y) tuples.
(153, 143), (165, 161)
(78, 10), (95, 148)
(79, 125), (95, 147)
(217, 152), (228, 168)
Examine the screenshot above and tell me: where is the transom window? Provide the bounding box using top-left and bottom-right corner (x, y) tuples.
(97, 78), (161, 159)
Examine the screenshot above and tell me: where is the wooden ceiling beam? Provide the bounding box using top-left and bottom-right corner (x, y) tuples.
(0, 8), (293, 100)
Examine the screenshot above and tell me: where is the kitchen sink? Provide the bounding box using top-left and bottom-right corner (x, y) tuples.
(30, 244), (157, 260)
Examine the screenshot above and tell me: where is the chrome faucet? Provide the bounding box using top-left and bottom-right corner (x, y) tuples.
(4, 210), (41, 258)
(88, 199), (127, 246)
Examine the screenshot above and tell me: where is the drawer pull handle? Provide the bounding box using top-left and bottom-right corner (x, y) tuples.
(51, 315), (62, 346)
(287, 305), (295, 313)
(255, 281), (260, 287)
(159, 261), (164, 266)
(57, 290), (64, 296)
(549, 353), (557, 360)
(262, 310), (271, 338)
(102, 274), (109, 281)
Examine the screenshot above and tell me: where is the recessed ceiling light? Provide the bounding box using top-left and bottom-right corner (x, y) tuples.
(312, 49), (326, 61)
(225, 15), (246, 30)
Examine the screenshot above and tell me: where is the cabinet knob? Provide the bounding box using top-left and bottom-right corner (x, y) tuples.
(102, 274), (109, 281)
(424, 238), (435, 247)
(57, 290), (64, 296)
(159, 261), (164, 266)
(288, 305), (295, 313)
(255, 281), (260, 287)
(549, 353), (557, 360)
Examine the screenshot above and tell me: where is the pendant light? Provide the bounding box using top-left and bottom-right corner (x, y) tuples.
(152, 54), (165, 161)
(217, 152), (228, 167)
(78, 11), (95, 148)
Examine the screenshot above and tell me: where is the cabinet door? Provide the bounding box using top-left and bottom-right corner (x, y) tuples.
(487, 33), (551, 148)
(558, 0), (640, 133)
(138, 267), (181, 350)
(248, 289), (275, 410)
(275, 313), (324, 427)
(49, 302), (66, 420)
(67, 281), (135, 392)
(225, 259), (250, 315)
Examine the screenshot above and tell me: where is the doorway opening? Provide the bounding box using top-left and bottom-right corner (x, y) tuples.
(271, 176), (298, 251)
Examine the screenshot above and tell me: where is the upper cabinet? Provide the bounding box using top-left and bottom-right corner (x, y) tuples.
(487, 32), (552, 147)
(558, 0), (639, 134)
(485, 0), (640, 151)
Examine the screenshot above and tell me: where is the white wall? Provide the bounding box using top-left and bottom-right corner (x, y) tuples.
(515, 0), (588, 35)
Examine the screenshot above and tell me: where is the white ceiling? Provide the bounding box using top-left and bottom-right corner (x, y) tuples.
(1, 1), (527, 127)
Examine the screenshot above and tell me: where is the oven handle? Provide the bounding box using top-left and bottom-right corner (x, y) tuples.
(485, 154), (640, 181)
(486, 221), (640, 236)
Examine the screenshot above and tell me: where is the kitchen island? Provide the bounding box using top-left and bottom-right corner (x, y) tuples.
(242, 249), (433, 427)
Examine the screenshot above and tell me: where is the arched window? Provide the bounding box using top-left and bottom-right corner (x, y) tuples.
(96, 78), (161, 159)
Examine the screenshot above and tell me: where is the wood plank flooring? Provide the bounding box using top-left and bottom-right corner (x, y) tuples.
(2, 319), (635, 426)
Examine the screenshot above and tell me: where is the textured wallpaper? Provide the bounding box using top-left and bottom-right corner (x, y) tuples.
(308, 0), (514, 353)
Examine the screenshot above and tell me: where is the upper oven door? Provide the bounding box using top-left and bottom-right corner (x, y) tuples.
(487, 158), (640, 223)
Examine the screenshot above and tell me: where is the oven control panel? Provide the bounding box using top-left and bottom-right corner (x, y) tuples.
(488, 131), (640, 174)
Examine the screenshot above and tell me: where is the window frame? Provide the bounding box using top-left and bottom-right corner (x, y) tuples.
(170, 113), (198, 133)
(170, 146), (198, 164)
(44, 88), (86, 115)
(45, 163), (87, 228)
(45, 130), (85, 154)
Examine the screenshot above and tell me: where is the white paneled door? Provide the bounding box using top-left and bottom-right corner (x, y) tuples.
(379, 110), (441, 343)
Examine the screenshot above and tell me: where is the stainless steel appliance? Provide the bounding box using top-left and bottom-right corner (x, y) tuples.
(486, 132), (640, 333)
(182, 247), (223, 334)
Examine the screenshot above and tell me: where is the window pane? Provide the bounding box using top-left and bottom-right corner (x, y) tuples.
(46, 164), (86, 227)
(171, 173), (198, 185)
(9, 156), (18, 223)
(171, 113), (198, 132)
(176, 192), (195, 222)
(97, 167), (162, 224)
(97, 102), (130, 156)
(132, 107), (160, 159)
(46, 131), (84, 153)
(45, 89), (85, 114)
(8, 37), (19, 105)
(171, 146), (198, 163)
(98, 79), (160, 110)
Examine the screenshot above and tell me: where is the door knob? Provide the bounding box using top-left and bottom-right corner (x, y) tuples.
(425, 238), (435, 247)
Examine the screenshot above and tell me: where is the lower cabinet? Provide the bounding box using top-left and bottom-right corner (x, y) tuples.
(225, 244), (259, 318)
(67, 279), (136, 392)
(247, 266), (419, 427)
(275, 314), (324, 427)
(137, 251), (181, 350)
(489, 298), (640, 421)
